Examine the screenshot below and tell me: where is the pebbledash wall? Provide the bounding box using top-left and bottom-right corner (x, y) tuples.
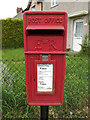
(43, 0), (89, 51)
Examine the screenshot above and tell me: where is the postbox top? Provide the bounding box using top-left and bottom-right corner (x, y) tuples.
(23, 11), (68, 52)
(23, 11), (68, 27)
(23, 11), (67, 15)
(23, 11), (67, 32)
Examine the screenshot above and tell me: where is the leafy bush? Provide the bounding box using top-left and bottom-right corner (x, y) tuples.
(89, 20), (90, 41)
(66, 48), (71, 52)
(80, 21), (90, 55)
(89, 21), (90, 52)
(80, 34), (88, 54)
(2, 18), (24, 49)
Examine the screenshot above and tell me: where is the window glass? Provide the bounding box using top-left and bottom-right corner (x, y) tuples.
(75, 22), (83, 37)
(32, 6), (35, 11)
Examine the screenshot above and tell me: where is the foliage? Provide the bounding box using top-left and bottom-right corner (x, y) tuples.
(78, 21), (90, 56)
(2, 18), (24, 49)
(89, 21), (90, 53)
(80, 34), (88, 54)
(66, 48), (71, 52)
(89, 20), (90, 42)
(69, 33), (89, 58)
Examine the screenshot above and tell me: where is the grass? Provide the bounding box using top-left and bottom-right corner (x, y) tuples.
(1, 47), (88, 60)
(1, 48), (88, 119)
(2, 48), (24, 60)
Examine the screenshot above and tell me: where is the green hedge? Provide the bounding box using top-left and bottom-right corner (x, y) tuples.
(89, 20), (90, 41)
(88, 20), (90, 49)
(2, 18), (24, 49)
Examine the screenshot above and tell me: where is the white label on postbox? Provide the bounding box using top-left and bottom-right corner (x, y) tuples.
(37, 64), (53, 92)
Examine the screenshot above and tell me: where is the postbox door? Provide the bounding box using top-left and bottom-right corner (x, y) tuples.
(25, 53), (65, 106)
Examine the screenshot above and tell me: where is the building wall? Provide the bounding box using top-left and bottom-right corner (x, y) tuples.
(29, 1), (42, 11)
(88, 1), (90, 20)
(67, 15), (88, 49)
(43, 1), (89, 50)
(43, 1), (88, 14)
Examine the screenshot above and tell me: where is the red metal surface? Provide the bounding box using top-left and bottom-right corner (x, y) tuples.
(26, 25), (64, 30)
(23, 11), (67, 106)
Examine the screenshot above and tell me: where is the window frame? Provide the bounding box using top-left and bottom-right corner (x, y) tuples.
(51, 0), (58, 7)
(31, 4), (36, 11)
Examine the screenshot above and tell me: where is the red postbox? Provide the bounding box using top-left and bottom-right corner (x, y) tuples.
(23, 11), (67, 106)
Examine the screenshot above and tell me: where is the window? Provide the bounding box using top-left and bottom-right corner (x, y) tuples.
(75, 22), (83, 37)
(51, 0), (58, 7)
(31, 5), (35, 11)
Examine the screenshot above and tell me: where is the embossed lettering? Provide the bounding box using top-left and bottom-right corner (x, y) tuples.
(35, 40), (42, 50)
(59, 17), (62, 23)
(28, 17), (41, 24)
(35, 39), (59, 51)
(50, 40), (58, 50)
(28, 17), (63, 24)
(44, 17), (63, 23)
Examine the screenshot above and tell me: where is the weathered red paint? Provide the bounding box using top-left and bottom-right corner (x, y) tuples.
(23, 11), (67, 106)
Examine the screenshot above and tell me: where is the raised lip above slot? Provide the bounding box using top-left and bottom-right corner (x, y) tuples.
(26, 25), (64, 30)
(24, 51), (66, 54)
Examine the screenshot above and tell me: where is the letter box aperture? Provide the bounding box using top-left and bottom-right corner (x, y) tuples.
(23, 11), (67, 106)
